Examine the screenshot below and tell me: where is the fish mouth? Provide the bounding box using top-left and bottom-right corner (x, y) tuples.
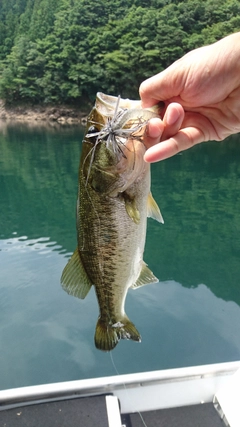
(84, 92), (163, 178)
(86, 93), (159, 162)
(95, 92), (164, 119)
(95, 92), (141, 116)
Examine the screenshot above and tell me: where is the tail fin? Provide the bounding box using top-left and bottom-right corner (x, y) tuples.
(94, 316), (141, 352)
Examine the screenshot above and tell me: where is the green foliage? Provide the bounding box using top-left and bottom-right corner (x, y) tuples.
(0, 0), (240, 105)
(0, 37), (45, 102)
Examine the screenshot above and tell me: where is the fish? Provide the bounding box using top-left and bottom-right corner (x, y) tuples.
(61, 92), (164, 352)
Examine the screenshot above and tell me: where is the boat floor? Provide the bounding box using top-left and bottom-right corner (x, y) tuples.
(122, 403), (223, 427)
(0, 395), (223, 427)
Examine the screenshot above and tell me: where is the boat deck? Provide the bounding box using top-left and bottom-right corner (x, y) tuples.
(122, 403), (223, 427)
(0, 395), (224, 427)
(0, 395), (109, 427)
(1, 361), (239, 427)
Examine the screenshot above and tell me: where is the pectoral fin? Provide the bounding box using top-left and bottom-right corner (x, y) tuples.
(61, 248), (92, 299)
(131, 262), (159, 289)
(147, 192), (164, 223)
(123, 193), (140, 224)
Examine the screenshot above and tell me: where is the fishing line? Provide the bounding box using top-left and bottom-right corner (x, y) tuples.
(109, 351), (149, 427)
(83, 137), (102, 186)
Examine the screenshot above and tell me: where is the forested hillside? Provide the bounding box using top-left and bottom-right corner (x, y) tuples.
(0, 0), (240, 105)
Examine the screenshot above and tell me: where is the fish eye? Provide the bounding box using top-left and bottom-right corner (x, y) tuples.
(88, 125), (98, 134)
(86, 125), (99, 143)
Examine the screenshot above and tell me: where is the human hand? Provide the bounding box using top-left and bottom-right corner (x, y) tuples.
(140, 32), (240, 162)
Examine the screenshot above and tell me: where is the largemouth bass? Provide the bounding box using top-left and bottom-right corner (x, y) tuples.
(61, 92), (164, 351)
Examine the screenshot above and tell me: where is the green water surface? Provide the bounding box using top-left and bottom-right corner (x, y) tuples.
(0, 121), (240, 391)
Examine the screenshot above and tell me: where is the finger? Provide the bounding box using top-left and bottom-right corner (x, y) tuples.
(144, 118), (165, 149)
(144, 126), (205, 163)
(161, 103), (185, 140)
(139, 76), (161, 108)
(140, 63), (183, 108)
(144, 103), (184, 149)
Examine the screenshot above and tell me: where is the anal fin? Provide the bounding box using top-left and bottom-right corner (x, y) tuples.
(61, 248), (92, 299)
(130, 261), (159, 289)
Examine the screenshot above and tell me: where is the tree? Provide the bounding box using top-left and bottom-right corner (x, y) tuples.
(0, 0), (239, 105)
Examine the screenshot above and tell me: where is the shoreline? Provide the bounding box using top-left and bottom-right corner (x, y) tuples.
(0, 100), (88, 125)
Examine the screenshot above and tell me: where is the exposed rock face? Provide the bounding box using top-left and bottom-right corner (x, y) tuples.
(0, 100), (87, 124)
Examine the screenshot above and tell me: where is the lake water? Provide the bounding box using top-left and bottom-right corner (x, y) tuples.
(0, 120), (240, 391)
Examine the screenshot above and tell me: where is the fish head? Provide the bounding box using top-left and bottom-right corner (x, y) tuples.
(81, 92), (161, 195)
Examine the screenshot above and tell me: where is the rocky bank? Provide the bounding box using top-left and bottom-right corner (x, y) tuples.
(0, 100), (88, 124)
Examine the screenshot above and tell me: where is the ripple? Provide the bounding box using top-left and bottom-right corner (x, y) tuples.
(0, 235), (67, 255)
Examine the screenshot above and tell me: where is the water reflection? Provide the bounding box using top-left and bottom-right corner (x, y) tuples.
(0, 233), (98, 389)
(124, 280), (240, 371)
(0, 121), (83, 249)
(0, 121), (240, 390)
(1, 233), (239, 390)
(147, 137), (240, 305)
